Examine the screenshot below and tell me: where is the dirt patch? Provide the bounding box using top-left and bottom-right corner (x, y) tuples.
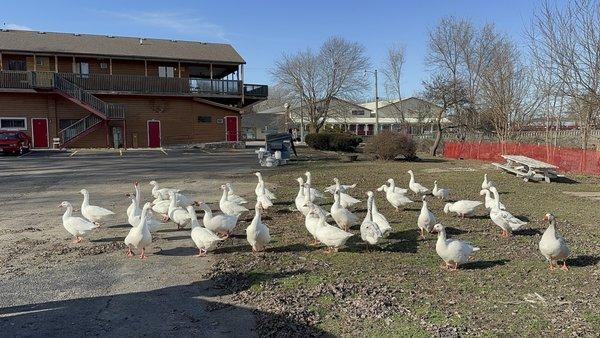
(563, 191), (600, 200)
(423, 167), (477, 173)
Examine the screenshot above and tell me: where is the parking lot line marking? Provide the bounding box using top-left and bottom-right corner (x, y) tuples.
(17, 151), (32, 158)
(161, 148), (168, 156)
(69, 150), (78, 157)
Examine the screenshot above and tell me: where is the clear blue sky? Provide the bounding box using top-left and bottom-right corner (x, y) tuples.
(2, 0), (541, 98)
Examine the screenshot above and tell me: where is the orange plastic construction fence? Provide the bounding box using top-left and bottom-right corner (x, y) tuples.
(443, 141), (600, 175)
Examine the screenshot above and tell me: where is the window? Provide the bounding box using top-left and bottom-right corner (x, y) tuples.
(198, 116), (212, 123)
(158, 66), (175, 78)
(0, 118), (27, 130)
(351, 110), (364, 116)
(59, 119), (80, 130)
(100, 62), (108, 69)
(8, 60), (27, 71)
(75, 62), (90, 75)
(36, 57), (47, 66)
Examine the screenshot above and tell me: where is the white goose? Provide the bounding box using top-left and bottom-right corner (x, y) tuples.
(379, 184), (413, 211)
(149, 180), (178, 200)
(407, 170), (430, 195)
(324, 178), (356, 194)
(295, 177), (307, 212)
(443, 200), (482, 218)
(167, 191), (191, 229)
(361, 194), (383, 248)
(304, 171), (324, 199)
(246, 203), (271, 252)
(254, 172), (276, 200)
(219, 184), (249, 216)
(480, 189), (505, 211)
(126, 182), (141, 218)
(325, 178), (360, 207)
(433, 223), (480, 270)
(489, 197), (527, 237)
(432, 181), (450, 200)
(124, 202), (153, 259)
(488, 186), (507, 210)
(152, 196), (171, 221)
(226, 183), (248, 204)
(539, 213), (570, 271)
(59, 201), (97, 243)
(174, 191), (196, 208)
(127, 197), (162, 232)
(330, 190), (359, 231)
(188, 206), (224, 256)
(386, 178), (408, 194)
(255, 179), (274, 210)
(314, 207), (353, 253)
(198, 202), (237, 237)
(481, 173), (494, 189)
(80, 189), (114, 226)
(305, 205), (324, 245)
(367, 191), (392, 238)
(417, 196), (436, 239)
(300, 183), (328, 217)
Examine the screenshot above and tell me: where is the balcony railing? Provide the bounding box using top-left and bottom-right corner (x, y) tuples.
(0, 70), (268, 99)
(0, 70), (32, 89)
(244, 83), (269, 97)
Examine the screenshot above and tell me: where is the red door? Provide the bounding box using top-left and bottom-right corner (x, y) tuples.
(225, 116), (238, 141)
(32, 118), (48, 148)
(148, 120), (161, 148)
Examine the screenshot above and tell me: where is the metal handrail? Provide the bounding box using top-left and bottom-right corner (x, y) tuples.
(58, 114), (103, 143)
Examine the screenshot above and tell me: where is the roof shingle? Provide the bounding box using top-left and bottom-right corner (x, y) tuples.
(0, 29), (245, 64)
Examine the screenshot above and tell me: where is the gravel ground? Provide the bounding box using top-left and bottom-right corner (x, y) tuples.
(0, 149), (280, 337)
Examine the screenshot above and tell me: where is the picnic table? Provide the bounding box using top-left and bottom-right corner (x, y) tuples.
(493, 155), (559, 183)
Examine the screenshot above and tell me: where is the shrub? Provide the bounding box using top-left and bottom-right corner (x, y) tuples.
(365, 131), (417, 160)
(305, 132), (362, 152)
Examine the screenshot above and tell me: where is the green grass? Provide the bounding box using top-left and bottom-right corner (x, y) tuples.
(217, 153), (600, 336)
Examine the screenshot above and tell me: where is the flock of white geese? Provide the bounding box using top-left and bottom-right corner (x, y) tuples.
(59, 171), (570, 271)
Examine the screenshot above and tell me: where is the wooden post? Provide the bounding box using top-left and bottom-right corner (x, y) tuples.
(33, 54), (37, 71)
(144, 60), (148, 76)
(123, 120), (127, 149)
(72, 56), (76, 73)
(109, 58), (113, 75)
(54, 55), (58, 72)
(178, 61), (181, 77)
(209, 63), (213, 79)
(0, 52), (3, 71)
(105, 121), (110, 148)
(241, 64), (245, 105)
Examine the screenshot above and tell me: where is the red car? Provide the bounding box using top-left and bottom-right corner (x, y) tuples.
(0, 131), (31, 155)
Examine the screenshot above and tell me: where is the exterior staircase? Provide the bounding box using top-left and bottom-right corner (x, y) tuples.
(50, 74), (126, 147)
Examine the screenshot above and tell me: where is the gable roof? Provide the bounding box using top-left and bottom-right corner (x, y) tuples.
(0, 29), (245, 64)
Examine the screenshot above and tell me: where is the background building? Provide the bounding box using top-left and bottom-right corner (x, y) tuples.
(0, 29), (267, 148)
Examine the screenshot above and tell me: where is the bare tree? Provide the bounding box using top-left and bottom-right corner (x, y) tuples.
(272, 37), (370, 133)
(423, 75), (469, 156)
(382, 44), (407, 124)
(480, 37), (541, 143)
(529, 0), (600, 148)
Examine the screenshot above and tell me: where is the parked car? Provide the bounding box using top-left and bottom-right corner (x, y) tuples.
(0, 131), (31, 155)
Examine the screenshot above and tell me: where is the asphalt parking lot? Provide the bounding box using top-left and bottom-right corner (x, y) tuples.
(0, 148), (267, 337)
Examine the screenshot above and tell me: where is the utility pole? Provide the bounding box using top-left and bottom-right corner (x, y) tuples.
(300, 95), (305, 142)
(374, 69), (379, 135)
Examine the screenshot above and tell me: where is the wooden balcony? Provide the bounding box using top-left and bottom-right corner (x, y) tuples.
(58, 73), (268, 99)
(0, 71), (268, 99)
